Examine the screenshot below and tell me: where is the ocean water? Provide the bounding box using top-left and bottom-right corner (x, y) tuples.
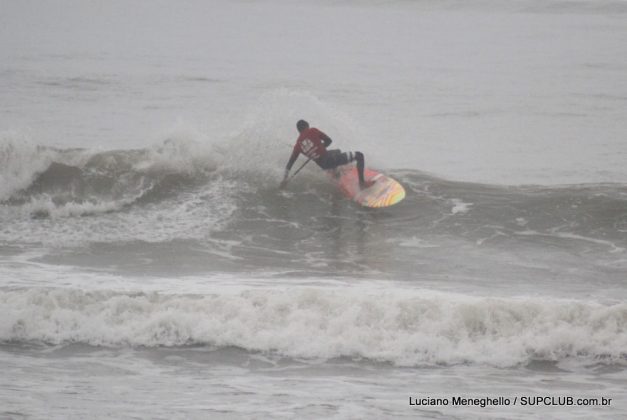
(1, 0), (627, 418)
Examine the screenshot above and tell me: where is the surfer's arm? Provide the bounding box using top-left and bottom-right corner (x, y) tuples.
(320, 132), (332, 148)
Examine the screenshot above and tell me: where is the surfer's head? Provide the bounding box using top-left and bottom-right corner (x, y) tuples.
(296, 120), (309, 133)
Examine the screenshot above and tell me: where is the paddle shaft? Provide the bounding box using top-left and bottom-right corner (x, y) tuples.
(287, 157), (312, 182)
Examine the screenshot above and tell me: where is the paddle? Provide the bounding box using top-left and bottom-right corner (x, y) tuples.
(280, 157), (312, 189)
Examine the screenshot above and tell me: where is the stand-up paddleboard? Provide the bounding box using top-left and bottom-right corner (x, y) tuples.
(328, 166), (405, 208)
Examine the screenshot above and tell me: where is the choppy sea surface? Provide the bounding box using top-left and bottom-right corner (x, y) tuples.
(1, 0), (627, 418)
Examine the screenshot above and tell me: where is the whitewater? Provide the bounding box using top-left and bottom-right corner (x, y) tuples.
(1, 0), (627, 419)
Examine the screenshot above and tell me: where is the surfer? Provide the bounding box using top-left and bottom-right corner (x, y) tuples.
(280, 120), (370, 189)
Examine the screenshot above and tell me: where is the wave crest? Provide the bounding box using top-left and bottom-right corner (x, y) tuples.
(2, 287), (625, 367)
(1, 136), (223, 217)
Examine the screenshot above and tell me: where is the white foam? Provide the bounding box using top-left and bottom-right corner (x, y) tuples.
(0, 131), (58, 201)
(450, 199), (473, 215)
(2, 286), (625, 367)
(393, 237), (440, 248)
(0, 179), (238, 246)
(20, 192), (146, 219)
(516, 230), (625, 253)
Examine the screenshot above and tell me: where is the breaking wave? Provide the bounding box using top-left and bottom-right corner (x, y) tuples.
(1, 287), (626, 367)
(1, 132), (626, 259)
(0, 134), (222, 216)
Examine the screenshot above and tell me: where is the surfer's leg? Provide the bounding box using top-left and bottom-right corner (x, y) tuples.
(327, 150), (342, 177)
(326, 150), (368, 188)
(318, 151), (340, 177)
(354, 151), (367, 188)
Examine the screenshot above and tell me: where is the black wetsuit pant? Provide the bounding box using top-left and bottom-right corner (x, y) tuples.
(316, 150), (366, 184)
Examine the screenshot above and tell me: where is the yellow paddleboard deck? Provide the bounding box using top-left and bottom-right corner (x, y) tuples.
(330, 167), (406, 208)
